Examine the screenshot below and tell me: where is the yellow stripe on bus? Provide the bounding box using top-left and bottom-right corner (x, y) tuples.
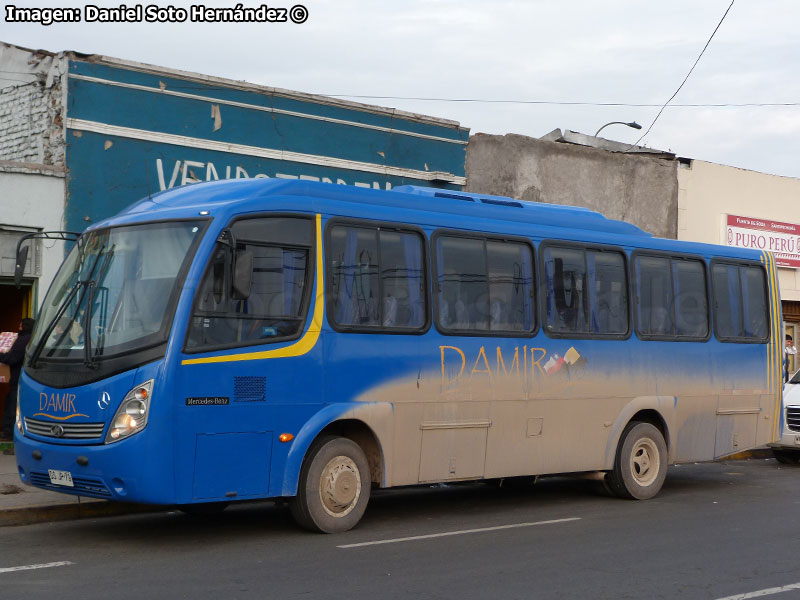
(767, 252), (775, 391)
(766, 252), (775, 394)
(770, 252), (782, 439)
(764, 251), (779, 437)
(769, 252), (777, 392)
(182, 213), (325, 366)
(761, 253), (770, 391)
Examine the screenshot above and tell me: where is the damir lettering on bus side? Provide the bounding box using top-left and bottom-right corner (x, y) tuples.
(440, 345), (559, 389)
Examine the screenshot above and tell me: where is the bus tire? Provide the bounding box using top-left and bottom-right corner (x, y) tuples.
(290, 436), (371, 533)
(606, 421), (667, 500)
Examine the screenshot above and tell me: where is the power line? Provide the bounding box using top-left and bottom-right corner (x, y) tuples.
(313, 95), (798, 108)
(632, 0), (736, 147)
(8, 42), (799, 112)
(157, 81), (800, 107)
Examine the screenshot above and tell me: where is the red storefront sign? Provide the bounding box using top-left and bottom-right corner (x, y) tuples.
(726, 214), (800, 268)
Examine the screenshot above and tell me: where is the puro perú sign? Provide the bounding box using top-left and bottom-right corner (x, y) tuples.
(726, 214), (800, 268)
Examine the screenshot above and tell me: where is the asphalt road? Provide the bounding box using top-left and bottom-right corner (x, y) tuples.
(2, 458), (800, 600)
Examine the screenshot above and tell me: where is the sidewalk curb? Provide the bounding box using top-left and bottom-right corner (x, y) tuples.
(0, 500), (163, 527)
(724, 447), (774, 461)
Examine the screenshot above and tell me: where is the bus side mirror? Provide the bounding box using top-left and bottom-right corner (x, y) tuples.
(231, 250), (253, 300)
(14, 245), (29, 288)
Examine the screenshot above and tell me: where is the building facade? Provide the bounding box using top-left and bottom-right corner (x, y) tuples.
(465, 131), (800, 374)
(0, 40), (469, 424)
(0, 40), (469, 315)
(677, 159), (800, 372)
(465, 131), (679, 239)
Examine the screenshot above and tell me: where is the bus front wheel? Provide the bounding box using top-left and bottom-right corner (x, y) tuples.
(290, 436), (371, 533)
(606, 422), (667, 500)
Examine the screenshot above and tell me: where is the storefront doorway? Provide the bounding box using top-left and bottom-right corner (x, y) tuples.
(782, 301), (800, 381)
(0, 280), (34, 428)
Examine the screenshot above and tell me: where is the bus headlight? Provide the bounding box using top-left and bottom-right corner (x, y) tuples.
(15, 395), (23, 435)
(106, 380), (153, 443)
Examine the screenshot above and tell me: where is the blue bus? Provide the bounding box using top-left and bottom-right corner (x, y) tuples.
(14, 180), (782, 532)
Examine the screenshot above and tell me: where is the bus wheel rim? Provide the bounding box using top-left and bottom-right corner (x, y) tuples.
(319, 455), (362, 518)
(630, 438), (659, 487)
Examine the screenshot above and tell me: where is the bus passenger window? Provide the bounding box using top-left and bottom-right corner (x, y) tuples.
(742, 267), (768, 338)
(673, 260), (708, 337)
(379, 231), (425, 328)
(544, 245), (628, 337)
(185, 217), (312, 350)
(328, 224), (426, 331)
(437, 237), (487, 331)
(329, 227), (379, 326)
(711, 262), (767, 342)
(588, 251), (628, 335)
(435, 235), (534, 334)
(487, 241), (533, 332)
(635, 256), (674, 336)
(712, 264), (742, 338)
(543, 247), (588, 333)
(635, 254), (709, 340)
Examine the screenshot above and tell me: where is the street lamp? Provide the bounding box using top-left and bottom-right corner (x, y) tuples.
(594, 121), (642, 137)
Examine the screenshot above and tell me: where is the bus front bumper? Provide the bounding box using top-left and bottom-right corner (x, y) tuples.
(14, 431), (166, 504)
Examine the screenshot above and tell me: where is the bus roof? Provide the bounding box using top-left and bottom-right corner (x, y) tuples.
(117, 178), (648, 234)
(103, 179), (764, 262)
(393, 185), (651, 237)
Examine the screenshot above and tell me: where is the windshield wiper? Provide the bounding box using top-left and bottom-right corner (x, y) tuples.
(83, 281), (97, 369)
(29, 239), (108, 369)
(84, 246), (115, 368)
(29, 280), (83, 369)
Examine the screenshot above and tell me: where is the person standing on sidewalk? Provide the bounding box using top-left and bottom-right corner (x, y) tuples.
(0, 319), (35, 441)
(785, 334), (797, 384)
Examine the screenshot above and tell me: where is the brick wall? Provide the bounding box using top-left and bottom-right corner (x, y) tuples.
(0, 77), (65, 167)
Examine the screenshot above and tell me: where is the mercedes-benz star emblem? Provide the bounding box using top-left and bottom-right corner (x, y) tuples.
(51, 424), (65, 437)
(98, 391), (111, 410)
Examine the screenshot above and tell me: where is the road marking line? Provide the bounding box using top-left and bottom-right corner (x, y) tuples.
(715, 583), (800, 600)
(337, 517), (581, 549)
(0, 561), (74, 574)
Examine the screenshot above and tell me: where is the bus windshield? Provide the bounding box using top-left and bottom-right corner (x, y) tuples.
(30, 220), (205, 361)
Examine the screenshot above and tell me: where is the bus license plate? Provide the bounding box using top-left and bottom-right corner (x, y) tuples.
(48, 469), (74, 487)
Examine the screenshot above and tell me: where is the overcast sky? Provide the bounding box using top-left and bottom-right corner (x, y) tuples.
(3, 0), (800, 179)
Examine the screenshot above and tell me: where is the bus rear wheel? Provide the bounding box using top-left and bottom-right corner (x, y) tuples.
(606, 422), (667, 500)
(290, 436), (371, 533)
